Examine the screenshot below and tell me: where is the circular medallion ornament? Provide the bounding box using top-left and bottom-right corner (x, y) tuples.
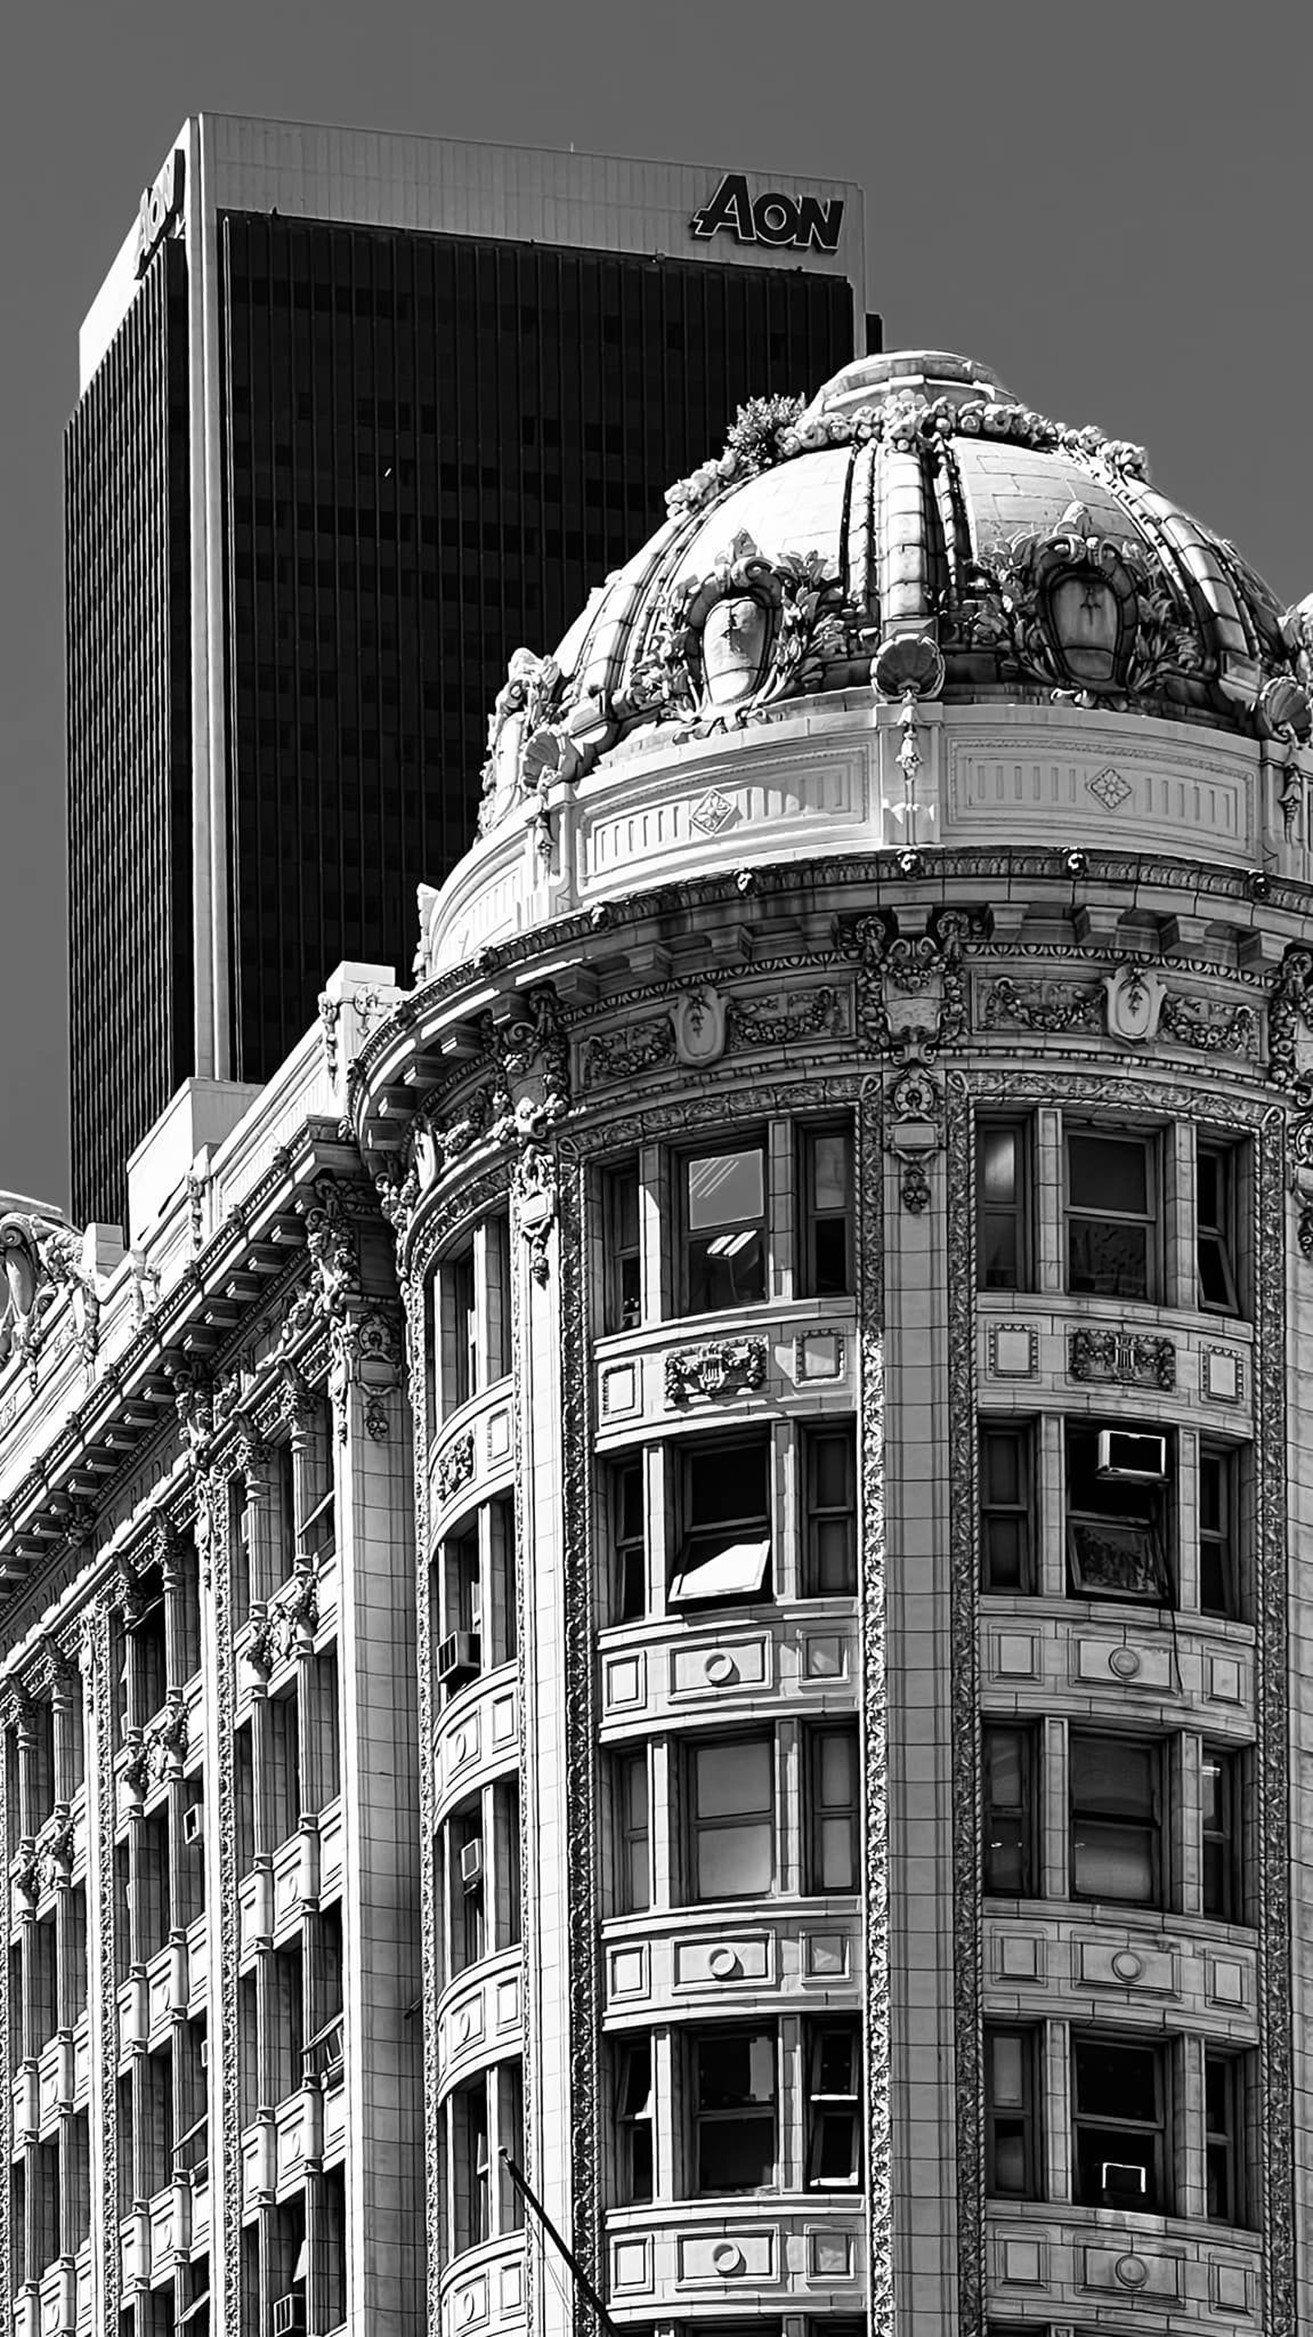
(1109, 1646), (1142, 1679)
(1111, 1950), (1144, 1983)
(1114, 2255), (1149, 2290)
(708, 1946), (742, 1980)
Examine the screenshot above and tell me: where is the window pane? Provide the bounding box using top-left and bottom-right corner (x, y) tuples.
(671, 1539), (771, 1603)
(812, 1433), (851, 1509)
(813, 2029), (858, 2094)
(812, 1135), (849, 1212)
(980, 1127), (1018, 1205)
(985, 1729), (1022, 1806)
(1074, 2038), (1158, 2121)
(1072, 1828), (1154, 1902)
(1068, 1218), (1149, 1298)
(697, 2032), (775, 2108)
(696, 1740), (772, 1819)
(688, 1150), (764, 1229)
(698, 2116), (775, 2191)
(696, 1820), (772, 1897)
(814, 2109), (859, 2184)
(689, 1441), (768, 1526)
(1071, 1739), (1153, 1815)
(989, 2032), (1025, 2107)
(983, 1436), (1021, 1506)
(819, 1733), (855, 1808)
(1069, 1134), (1147, 1213)
(818, 1817), (856, 1891)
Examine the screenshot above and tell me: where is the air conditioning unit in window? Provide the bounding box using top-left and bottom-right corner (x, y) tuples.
(437, 1631), (480, 1686)
(272, 2297), (306, 2337)
(1100, 2160), (1148, 2199)
(1096, 1430), (1167, 1482)
(182, 1802), (204, 1846)
(460, 1840), (483, 1890)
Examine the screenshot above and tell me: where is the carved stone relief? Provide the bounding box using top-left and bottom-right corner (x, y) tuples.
(1068, 1329), (1176, 1392)
(664, 1337), (768, 1404)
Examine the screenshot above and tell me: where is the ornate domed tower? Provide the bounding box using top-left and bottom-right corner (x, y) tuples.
(352, 352), (1313, 2337)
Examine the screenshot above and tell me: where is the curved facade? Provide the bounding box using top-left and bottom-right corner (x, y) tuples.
(351, 351), (1313, 2337)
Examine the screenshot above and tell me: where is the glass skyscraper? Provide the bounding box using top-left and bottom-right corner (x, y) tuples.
(65, 120), (869, 1226)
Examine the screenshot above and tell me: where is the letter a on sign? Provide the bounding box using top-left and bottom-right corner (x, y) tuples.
(691, 173), (757, 243)
(691, 172), (844, 255)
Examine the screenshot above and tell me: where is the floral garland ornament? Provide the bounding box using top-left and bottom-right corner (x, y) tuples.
(960, 503), (1202, 708)
(631, 530), (864, 732)
(0, 1207), (100, 1381)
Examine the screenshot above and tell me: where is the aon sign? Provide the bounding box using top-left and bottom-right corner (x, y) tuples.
(690, 172), (844, 255)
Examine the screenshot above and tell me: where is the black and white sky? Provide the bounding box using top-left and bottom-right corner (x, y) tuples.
(2, 0), (1308, 1209)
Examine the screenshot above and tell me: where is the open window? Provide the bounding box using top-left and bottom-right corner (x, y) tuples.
(602, 1158), (642, 1333)
(805, 2020), (862, 2188)
(615, 2038), (654, 2204)
(1071, 2033), (1169, 2211)
(1066, 1421), (1170, 1603)
(669, 1433), (771, 1606)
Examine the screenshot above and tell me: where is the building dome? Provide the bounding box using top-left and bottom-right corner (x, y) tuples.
(418, 352), (1313, 986)
(470, 350), (1310, 854)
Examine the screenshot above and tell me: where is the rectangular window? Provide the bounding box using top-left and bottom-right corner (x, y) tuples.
(671, 1434), (771, 1606)
(440, 1241), (477, 1413)
(984, 2026), (1041, 2198)
(1201, 1744), (1241, 1922)
(1070, 1733), (1163, 1907)
(1066, 1127), (1157, 1300)
(603, 1160), (642, 1333)
(448, 1801), (485, 1975)
(1066, 1420), (1170, 1603)
(487, 1209), (513, 1381)
(803, 1423), (857, 1596)
(689, 1735), (774, 1902)
(608, 1456), (646, 1622)
(1199, 1443), (1240, 1619)
(806, 2020), (862, 2187)
(800, 1124), (853, 1297)
(1205, 2049), (1248, 2224)
(489, 1495), (517, 1667)
(440, 1523), (482, 1689)
(452, 2078), (491, 2253)
(1197, 1141), (1240, 1314)
(982, 1724), (1036, 1896)
(980, 1423), (1034, 1592)
(692, 2028), (777, 2192)
(683, 1144), (767, 1314)
(807, 1724), (860, 1893)
(614, 1750), (650, 1915)
(1071, 2033), (1168, 2210)
(615, 2038), (654, 2203)
(977, 1119), (1031, 1290)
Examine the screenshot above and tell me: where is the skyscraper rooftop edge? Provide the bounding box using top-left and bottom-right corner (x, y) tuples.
(80, 115), (866, 389)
